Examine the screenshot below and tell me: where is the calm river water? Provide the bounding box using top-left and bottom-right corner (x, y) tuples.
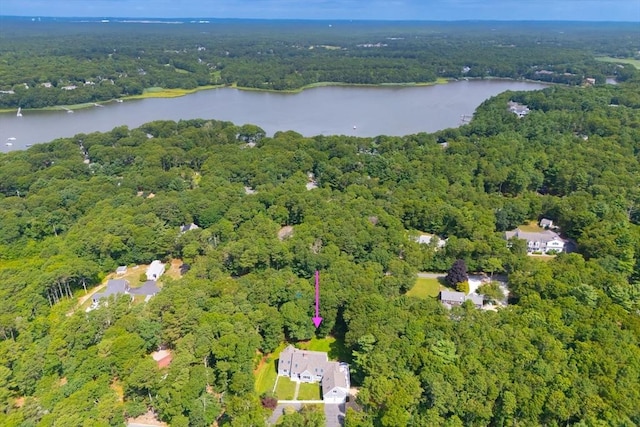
(0, 80), (547, 152)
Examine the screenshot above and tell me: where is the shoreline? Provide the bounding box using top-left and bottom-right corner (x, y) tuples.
(0, 77), (551, 115)
(0, 79), (453, 113)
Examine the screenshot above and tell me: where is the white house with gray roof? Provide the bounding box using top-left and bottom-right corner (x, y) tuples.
(277, 345), (350, 403)
(505, 228), (566, 254)
(440, 290), (484, 309)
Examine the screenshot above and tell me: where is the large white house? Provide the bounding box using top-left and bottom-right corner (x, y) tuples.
(277, 345), (350, 403)
(504, 229), (566, 254)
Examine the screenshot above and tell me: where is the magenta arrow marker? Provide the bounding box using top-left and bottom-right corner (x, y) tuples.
(312, 270), (323, 328)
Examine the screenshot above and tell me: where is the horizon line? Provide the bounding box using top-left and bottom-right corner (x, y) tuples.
(1, 15), (639, 23)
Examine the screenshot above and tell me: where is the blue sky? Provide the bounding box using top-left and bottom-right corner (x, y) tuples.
(1, 0), (639, 21)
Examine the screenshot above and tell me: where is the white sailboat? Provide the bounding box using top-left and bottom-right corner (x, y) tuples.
(16, 107), (22, 117)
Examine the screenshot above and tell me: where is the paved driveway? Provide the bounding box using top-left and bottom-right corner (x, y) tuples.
(267, 403), (302, 425)
(325, 403), (346, 427)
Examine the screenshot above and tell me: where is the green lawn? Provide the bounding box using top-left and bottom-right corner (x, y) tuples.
(595, 56), (640, 69)
(275, 377), (297, 400)
(406, 277), (444, 299)
(296, 336), (350, 363)
(255, 342), (286, 395)
(518, 220), (544, 232)
(297, 382), (322, 400)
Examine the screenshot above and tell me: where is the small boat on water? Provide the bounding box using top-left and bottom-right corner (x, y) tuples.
(5, 142), (13, 146)
(17, 107), (22, 117)
(115, 99), (123, 103)
(7, 137), (16, 141)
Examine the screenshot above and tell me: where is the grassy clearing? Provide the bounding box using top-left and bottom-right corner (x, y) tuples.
(297, 382), (321, 400)
(296, 336), (350, 363)
(255, 342), (286, 395)
(407, 277), (444, 299)
(124, 85), (222, 100)
(595, 56), (640, 69)
(275, 377), (297, 400)
(518, 220), (543, 232)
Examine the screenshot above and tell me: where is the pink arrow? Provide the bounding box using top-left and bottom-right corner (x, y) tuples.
(312, 270), (323, 328)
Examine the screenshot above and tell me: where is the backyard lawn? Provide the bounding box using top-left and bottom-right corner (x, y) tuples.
(274, 377), (297, 400)
(296, 336), (350, 362)
(407, 277), (444, 298)
(298, 382), (322, 400)
(255, 342), (286, 395)
(518, 220), (544, 232)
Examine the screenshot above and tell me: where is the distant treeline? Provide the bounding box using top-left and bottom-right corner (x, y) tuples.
(0, 19), (638, 108)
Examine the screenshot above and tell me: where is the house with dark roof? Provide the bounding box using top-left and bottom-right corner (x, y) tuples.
(440, 290), (484, 309)
(277, 345), (350, 403)
(92, 279), (130, 304)
(128, 281), (160, 302)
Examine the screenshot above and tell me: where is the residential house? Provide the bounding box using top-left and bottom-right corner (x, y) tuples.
(180, 223), (200, 233)
(92, 279), (130, 304)
(507, 101), (530, 118)
(415, 233), (446, 249)
(439, 290), (484, 309)
(146, 260), (165, 281)
(539, 218), (554, 229)
(129, 281), (160, 302)
(278, 345), (351, 403)
(504, 228), (566, 254)
(322, 363), (351, 404)
(151, 349), (173, 368)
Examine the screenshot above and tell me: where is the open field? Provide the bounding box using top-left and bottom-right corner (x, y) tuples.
(595, 56), (640, 69)
(407, 276), (444, 298)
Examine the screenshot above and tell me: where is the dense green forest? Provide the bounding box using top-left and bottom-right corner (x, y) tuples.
(0, 18), (639, 108)
(0, 71), (639, 425)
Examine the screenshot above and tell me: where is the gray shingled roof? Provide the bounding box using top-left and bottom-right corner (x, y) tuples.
(504, 228), (563, 244)
(93, 279), (129, 301)
(128, 280), (160, 296)
(321, 363), (349, 395)
(440, 290), (466, 303)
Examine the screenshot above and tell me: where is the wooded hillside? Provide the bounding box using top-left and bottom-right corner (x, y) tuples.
(0, 80), (639, 426)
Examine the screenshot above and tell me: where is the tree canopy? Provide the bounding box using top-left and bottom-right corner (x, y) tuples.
(0, 28), (639, 426)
